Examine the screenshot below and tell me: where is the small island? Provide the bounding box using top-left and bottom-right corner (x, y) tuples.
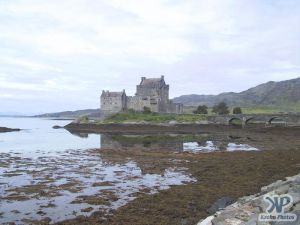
(0, 127), (20, 133)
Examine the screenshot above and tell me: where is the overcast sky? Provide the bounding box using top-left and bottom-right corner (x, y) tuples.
(0, 0), (300, 114)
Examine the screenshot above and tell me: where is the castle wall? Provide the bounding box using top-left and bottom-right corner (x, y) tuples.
(101, 91), (127, 114)
(136, 85), (169, 100)
(127, 96), (159, 112)
(100, 77), (183, 115)
(166, 101), (183, 114)
(136, 86), (158, 97)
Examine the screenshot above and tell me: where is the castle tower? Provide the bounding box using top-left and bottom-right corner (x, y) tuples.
(100, 76), (183, 115)
(101, 90), (127, 114)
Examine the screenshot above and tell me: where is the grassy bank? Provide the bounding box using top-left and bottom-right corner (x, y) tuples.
(184, 105), (300, 115)
(241, 105), (300, 114)
(102, 112), (207, 124)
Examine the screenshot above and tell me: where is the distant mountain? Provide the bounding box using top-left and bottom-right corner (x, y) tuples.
(35, 109), (101, 118)
(0, 112), (31, 117)
(36, 77), (300, 118)
(173, 77), (300, 110)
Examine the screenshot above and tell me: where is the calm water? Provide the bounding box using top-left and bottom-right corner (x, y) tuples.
(0, 117), (259, 155)
(0, 117), (100, 158)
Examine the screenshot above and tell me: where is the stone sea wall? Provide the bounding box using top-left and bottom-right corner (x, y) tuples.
(197, 173), (300, 225)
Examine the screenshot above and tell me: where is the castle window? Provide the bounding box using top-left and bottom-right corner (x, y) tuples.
(150, 98), (157, 104)
(142, 97), (148, 100)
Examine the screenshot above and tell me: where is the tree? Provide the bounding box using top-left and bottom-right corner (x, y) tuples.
(193, 105), (208, 114)
(233, 107), (242, 114)
(212, 102), (230, 115)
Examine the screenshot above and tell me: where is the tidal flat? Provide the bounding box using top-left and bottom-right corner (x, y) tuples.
(0, 149), (194, 224)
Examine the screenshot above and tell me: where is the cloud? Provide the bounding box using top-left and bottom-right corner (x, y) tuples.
(0, 93), (13, 99)
(0, 0), (299, 113)
(0, 56), (62, 72)
(0, 0), (195, 62)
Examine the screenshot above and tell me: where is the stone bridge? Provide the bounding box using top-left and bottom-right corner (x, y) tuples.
(208, 113), (300, 127)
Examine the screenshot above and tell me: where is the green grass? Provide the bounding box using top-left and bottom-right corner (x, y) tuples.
(241, 105), (300, 114)
(101, 112), (207, 124)
(185, 105), (300, 115)
(241, 107), (282, 114)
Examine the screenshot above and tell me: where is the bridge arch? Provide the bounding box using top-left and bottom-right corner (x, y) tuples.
(267, 116), (285, 125)
(245, 117), (255, 125)
(228, 117), (242, 126)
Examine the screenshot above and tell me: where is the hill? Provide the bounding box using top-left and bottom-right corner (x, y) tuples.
(35, 109), (101, 118)
(173, 77), (300, 112)
(35, 77), (300, 118)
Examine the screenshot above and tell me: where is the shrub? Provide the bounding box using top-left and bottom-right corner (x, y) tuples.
(76, 115), (89, 123)
(143, 106), (151, 114)
(193, 105), (208, 114)
(212, 102), (230, 115)
(233, 107), (242, 114)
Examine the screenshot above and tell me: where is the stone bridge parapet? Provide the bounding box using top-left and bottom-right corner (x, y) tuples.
(208, 113), (300, 127)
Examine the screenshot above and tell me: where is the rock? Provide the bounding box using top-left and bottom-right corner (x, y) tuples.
(197, 173), (300, 225)
(207, 197), (235, 214)
(274, 184), (290, 195)
(168, 120), (177, 125)
(250, 196), (268, 213)
(292, 202), (300, 211)
(52, 125), (62, 129)
(73, 115), (89, 124)
(261, 180), (285, 193)
(243, 214), (258, 225)
(287, 185), (300, 204)
(39, 190), (47, 196)
(0, 127), (20, 133)
(197, 215), (214, 225)
(273, 210), (300, 225)
(228, 135), (242, 140)
(195, 121), (209, 124)
(212, 216), (243, 225)
(81, 207), (93, 213)
(42, 217), (51, 224)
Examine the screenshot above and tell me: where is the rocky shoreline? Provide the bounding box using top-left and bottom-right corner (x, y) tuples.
(198, 173), (300, 225)
(64, 122), (225, 134)
(0, 127), (20, 133)
(64, 121), (270, 135)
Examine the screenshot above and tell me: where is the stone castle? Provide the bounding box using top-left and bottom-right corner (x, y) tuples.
(101, 76), (183, 115)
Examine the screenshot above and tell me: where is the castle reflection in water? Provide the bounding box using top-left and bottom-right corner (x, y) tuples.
(68, 132), (259, 153)
(100, 134), (185, 151)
